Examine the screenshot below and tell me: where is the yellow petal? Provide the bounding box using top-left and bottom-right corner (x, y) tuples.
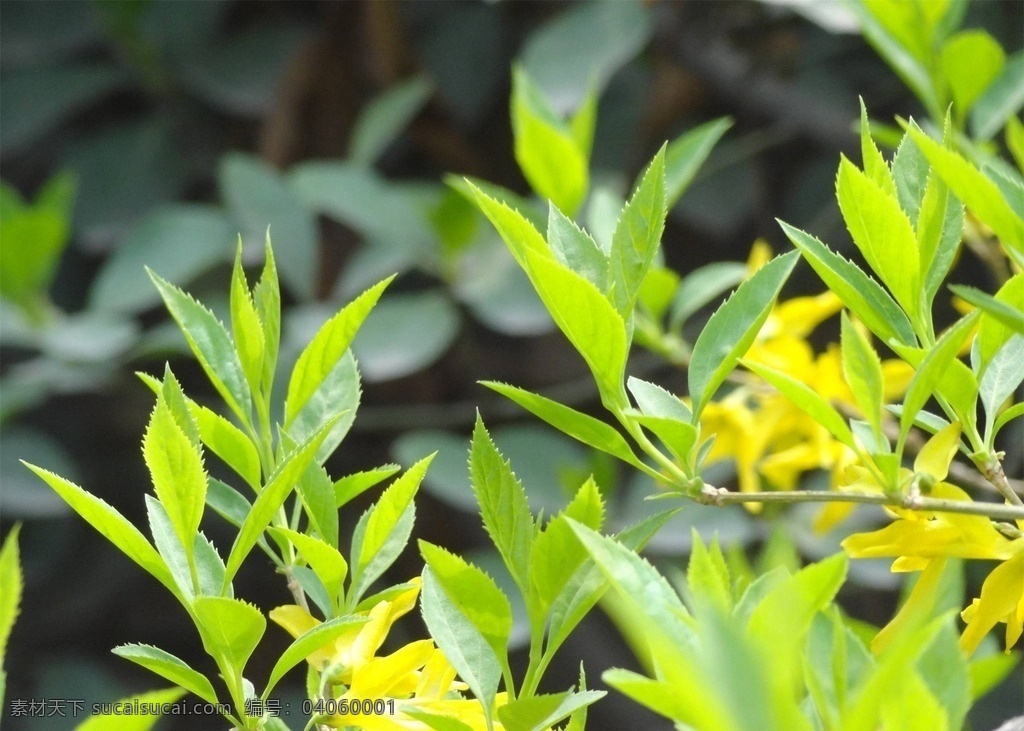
(960, 552), (1024, 654)
(913, 421), (962, 482)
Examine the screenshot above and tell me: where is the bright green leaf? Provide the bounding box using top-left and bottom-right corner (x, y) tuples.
(841, 312), (885, 438)
(194, 596), (265, 672)
(940, 30), (1005, 121)
(111, 644), (218, 705)
(665, 118), (732, 208)
(688, 251), (799, 417)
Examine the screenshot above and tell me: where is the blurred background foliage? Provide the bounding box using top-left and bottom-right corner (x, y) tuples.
(1, 1), (1021, 729)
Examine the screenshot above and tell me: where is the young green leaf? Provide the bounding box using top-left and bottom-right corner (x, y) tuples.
(190, 402), (262, 491)
(285, 277), (391, 426)
(270, 528), (347, 601)
(608, 147), (667, 318)
(628, 377), (693, 422)
(480, 382), (645, 470)
(521, 246), (630, 400)
(916, 171), (962, 306)
(979, 335), (1024, 436)
(836, 156), (921, 318)
(334, 464), (402, 508)
(905, 124), (1024, 256)
(148, 270), (252, 426)
(24, 464), (176, 594)
(0, 524), (22, 707)
(547, 204), (607, 290)
(669, 262), (748, 330)
(421, 567), (502, 722)
(288, 350), (359, 465)
(511, 66), (589, 217)
(840, 312), (885, 439)
(497, 690), (606, 731)
(230, 244), (266, 395)
(898, 311), (981, 454)
(252, 238), (281, 394)
(419, 541), (512, 665)
(295, 462), (339, 549)
(349, 454), (432, 603)
(143, 388), (208, 568)
(469, 416), (534, 591)
(194, 596), (266, 672)
(940, 30), (1005, 120)
(688, 251), (799, 417)
(224, 417), (339, 584)
(687, 531), (732, 612)
(891, 132), (929, 225)
(859, 101), (896, 198)
(971, 274), (1024, 368)
(778, 221), (916, 346)
(665, 118), (732, 208)
(111, 644), (219, 705)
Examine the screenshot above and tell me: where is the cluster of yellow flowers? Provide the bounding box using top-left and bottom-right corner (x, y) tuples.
(272, 579), (507, 731)
(700, 243), (1022, 654)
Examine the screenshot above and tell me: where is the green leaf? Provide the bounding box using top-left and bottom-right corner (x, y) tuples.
(567, 520), (693, 665)
(971, 51), (1024, 141)
(270, 528), (347, 600)
(262, 614), (369, 698)
(993, 402), (1024, 438)
(859, 101), (897, 198)
(24, 464), (176, 593)
(419, 541), (512, 664)
(851, 0), (939, 116)
(146, 497), (223, 602)
(0, 525), (22, 680)
(841, 312), (885, 438)
(628, 377), (692, 422)
(253, 239), (281, 395)
(349, 454), (432, 603)
(334, 465), (401, 509)
(481, 382), (645, 469)
(111, 644), (218, 705)
(836, 155), (921, 317)
(421, 567), (502, 720)
(518, 0), (651, 113)
(916, 170), (962, 307)
(349, 75), (432, 166)
(608, 147), (667, 318)
(287, 349), (359, 465)
(219, 153), (318, 299)
(547, 509), (679, 657)
(979, 335), (1024, 434)
(898, 312), (981, 453)
(224, 417), (338, 583)
(779, 220), (916, 345)
(741, 360), (856, 449)
(905, 124), (1024, 255)
(688, 251), (799, 417)
(143, 387), (207, 566)
(74, 687), (188, 731)
(665, 118), (732, 208)
(687, 531), (732, 612)
(891, 132), (930, 225)
(194, 596), (265, 672)
(206, 478), (253, 529)
(547, 204), (607, 291)
(523, 246), (629, 399)
(511, 66), (588, 216)
(285, 276), (391, 426)
(602, 669), (694, 726)
(148, 270), (252, 426)
(469, 416), (534, 591)
(465, 180), (550, 268)
(969, 274), (1024, 368)
(940, 30), (1005, 121)
(497, 690), (606, 731)
(295, 462), (339, 549)
(230, 245), (266, 395)
(189, 401), (262, 491)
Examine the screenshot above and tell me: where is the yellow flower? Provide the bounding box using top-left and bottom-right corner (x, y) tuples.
(270, 579), (421, 684)
(842, 482), (1024, 654)
(271, 579), (511, 730)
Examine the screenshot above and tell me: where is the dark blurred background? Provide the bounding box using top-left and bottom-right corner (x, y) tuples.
(1, 1), (1021, 729)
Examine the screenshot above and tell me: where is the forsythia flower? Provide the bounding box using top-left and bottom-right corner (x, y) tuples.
(698, 242), (912, 504)
(271, 579), (508, 730)
(843, 482), (1024, 654)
